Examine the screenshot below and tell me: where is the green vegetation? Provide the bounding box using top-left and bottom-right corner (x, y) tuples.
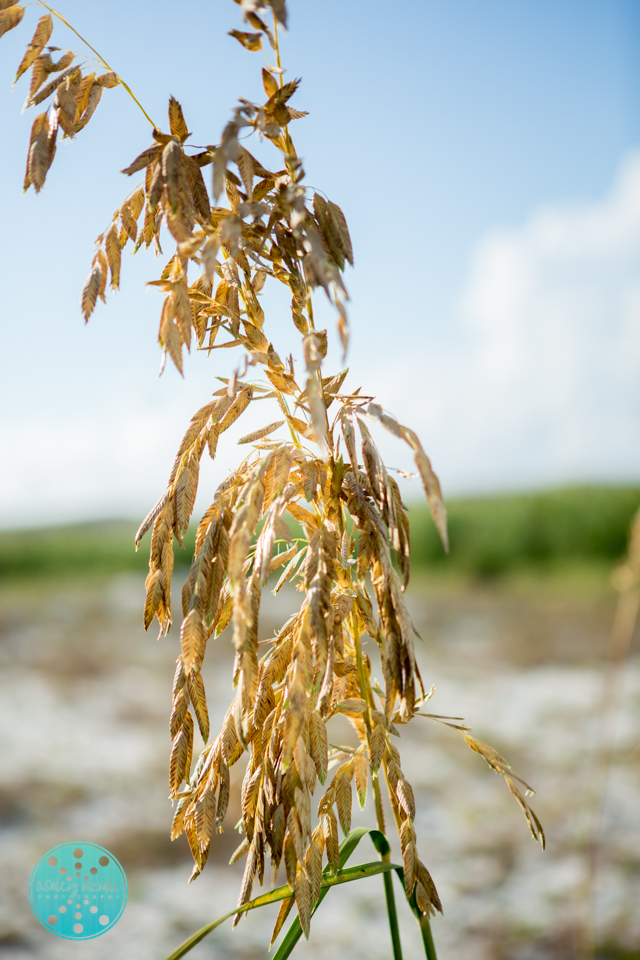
(2, 486), (638, 582)
(409, 485), (640, 577)
(0, 520), (194, 580)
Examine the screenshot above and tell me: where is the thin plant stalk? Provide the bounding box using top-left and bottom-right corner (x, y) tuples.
(352, 608), (404, 960)
(35, 0), (156, 126)
(575, 508), (640, 959)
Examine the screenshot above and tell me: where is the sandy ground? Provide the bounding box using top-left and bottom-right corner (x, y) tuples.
(0, 570), (638, 960)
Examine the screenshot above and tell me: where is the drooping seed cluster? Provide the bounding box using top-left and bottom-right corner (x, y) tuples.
(2, 0), (544, 946)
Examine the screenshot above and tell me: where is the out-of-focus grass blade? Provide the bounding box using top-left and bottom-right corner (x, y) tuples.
(163, 846), (399, 960)
(272, 826), (394, 960)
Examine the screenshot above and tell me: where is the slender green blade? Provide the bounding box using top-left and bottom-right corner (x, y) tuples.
(392, 866), (438, 960)
(273, 827), (394, 960)
(163, 854), (399, 960)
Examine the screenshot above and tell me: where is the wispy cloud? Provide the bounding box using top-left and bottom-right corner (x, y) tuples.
(364, 150), (640, 496)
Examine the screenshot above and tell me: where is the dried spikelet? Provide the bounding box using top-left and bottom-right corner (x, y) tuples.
(368, 722), (386, 774)
(237, 420), (284, 444)
(25, 111), (52, 193)
(170, 710), (194, 795)
(74, 81), (103, 133)
(417, 860), (443, 915)
(400, 817), (417, 896)
(0, 4), (24, 40)
(187, 670), (209, 741)
(270, 896), (294, 947)
(73, 73), (96, 123)
(81, 263), (102, 321)
(14, 13), (51, 82)
(354, 751), (368, 809)
(170, 796), (188, 840)
(307, 825), (325, 904)
(334, 765), (353, 836)
(323, 809), (340, 873)
(309, 711), (328, 784)
(27, 53), (52, 102)
(105, 224), (121, 289)
(294, 868), (311, 939)
(195, 788), (216, 849)
(168, 95), (190, 143)
(397, 778), (416, 820)
(96, 70), (118, 88)
(169, 686), (188, 739)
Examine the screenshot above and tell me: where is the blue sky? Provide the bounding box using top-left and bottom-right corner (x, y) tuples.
(0, 0), (638, 527)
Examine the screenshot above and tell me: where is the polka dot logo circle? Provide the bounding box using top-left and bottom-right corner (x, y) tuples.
(29, 843), (127, 940)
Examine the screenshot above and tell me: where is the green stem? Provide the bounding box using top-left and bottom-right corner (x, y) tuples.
(418, 914), (438, 960)
(163, 860), (399, 960)
(36, 0), (156, 127)
(352, 612), (404, 960)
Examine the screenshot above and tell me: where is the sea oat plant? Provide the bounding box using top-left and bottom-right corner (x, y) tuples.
(2, 1), (545, 956)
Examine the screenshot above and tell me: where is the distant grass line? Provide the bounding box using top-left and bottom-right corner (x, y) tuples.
(0, 486), (638, 580)
(410, 485), (640, 577)
(0, 520), (196, 579)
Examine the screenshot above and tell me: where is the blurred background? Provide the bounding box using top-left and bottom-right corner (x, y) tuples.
(0, 0), (639, 958)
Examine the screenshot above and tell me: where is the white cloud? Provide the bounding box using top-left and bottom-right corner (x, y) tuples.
(365, 149), (640, 496)
(0, 377), (278, 529)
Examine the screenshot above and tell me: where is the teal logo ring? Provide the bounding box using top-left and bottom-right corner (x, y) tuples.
(29, 842), (127, 940)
